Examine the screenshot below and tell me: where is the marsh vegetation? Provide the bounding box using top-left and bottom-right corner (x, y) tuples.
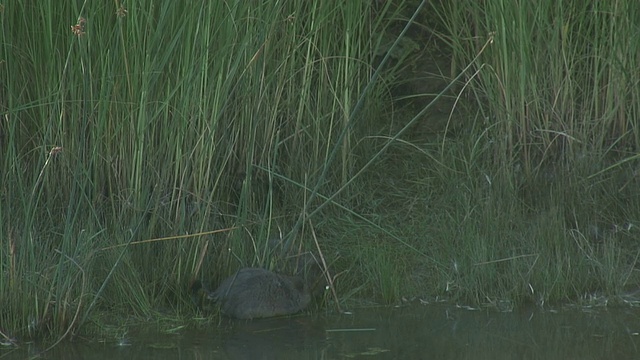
(1, 0), (639, 345)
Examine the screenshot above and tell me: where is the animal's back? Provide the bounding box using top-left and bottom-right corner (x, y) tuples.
(212, 268), (311, 319)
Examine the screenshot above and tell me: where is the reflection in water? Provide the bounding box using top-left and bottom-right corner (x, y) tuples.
(222, 317), (327, 359)
(327, 305), (640, 359)
(2, 305), (640, 359)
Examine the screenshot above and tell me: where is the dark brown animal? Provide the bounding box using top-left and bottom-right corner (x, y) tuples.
(207, 268), (311, 319)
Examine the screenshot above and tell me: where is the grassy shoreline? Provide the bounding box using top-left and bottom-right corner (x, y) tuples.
(1, 0), (640, 342)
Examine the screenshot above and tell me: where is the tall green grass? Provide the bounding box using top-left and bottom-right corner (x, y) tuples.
(3, 0), (640, 344)
(400, 0), (640, 305)
(0, 0), (408, 340)
(437, 0), (640, 168)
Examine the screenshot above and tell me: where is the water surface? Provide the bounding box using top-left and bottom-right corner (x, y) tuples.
(2, 304), (639, 359)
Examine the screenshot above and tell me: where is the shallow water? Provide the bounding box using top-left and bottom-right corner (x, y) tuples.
(3, 304), (640, 359)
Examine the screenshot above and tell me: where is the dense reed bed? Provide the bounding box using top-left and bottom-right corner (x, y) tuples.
(1, 0), (639, 343)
